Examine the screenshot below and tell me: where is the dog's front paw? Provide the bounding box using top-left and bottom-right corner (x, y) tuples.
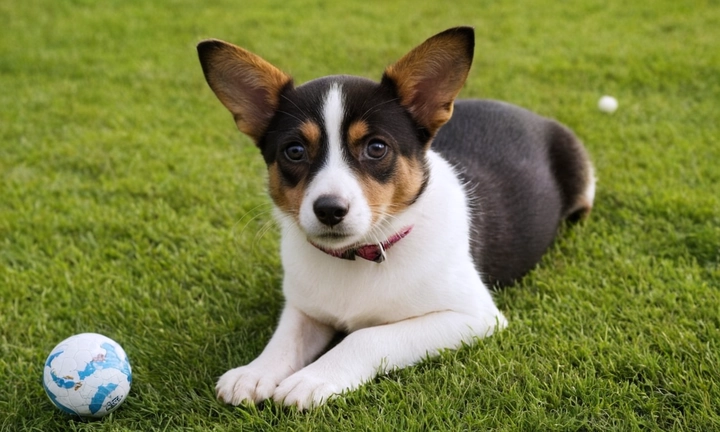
(216, 364), (291, 406)
(273, 369), (345, 410)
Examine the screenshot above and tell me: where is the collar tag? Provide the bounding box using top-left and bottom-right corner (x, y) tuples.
(374, 244), (387, 263)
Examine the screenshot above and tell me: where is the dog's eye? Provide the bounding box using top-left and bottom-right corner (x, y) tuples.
(284, 143), (306, 162)
(365, 140), (388, 160)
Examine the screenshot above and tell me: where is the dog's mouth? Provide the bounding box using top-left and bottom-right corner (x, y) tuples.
(307, 231), (364, 257)
(315, 231), (352, 240)
(307, 229), (359, 249)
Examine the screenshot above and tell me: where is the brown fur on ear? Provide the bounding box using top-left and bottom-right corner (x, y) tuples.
(382, 27), (474, 138)
(197, 39), (292, 142)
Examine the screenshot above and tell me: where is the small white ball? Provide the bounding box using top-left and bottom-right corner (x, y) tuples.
(598, 95), (618, 113)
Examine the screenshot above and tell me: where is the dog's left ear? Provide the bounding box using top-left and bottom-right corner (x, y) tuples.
(197, 39), (293, 143)
(382, 27), (474, 139)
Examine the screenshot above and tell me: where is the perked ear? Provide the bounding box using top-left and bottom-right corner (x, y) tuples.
(382, 27), (474, 138)
(197, 39), (293, 143)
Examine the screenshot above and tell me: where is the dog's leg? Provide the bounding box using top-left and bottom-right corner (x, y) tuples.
(273, 309), (507, 409)
(216, 305), (335, 405)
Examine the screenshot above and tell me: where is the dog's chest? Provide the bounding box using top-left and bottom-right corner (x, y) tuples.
(280, 238), (484, 332)
(281, 253), (425, 331)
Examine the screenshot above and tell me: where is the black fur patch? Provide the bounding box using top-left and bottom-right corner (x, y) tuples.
(432, 99), (591, 286)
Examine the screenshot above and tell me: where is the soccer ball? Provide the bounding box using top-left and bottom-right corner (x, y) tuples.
(43, 333), (132, 418)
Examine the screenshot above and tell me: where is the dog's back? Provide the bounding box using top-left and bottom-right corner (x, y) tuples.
(433, 99), (595, 286)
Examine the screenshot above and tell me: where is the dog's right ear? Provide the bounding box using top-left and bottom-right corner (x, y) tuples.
(382, 27), (474, 140)
(197, 40), (293, 143)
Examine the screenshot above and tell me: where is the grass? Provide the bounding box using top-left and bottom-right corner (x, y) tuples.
(1, 0), (719, 430)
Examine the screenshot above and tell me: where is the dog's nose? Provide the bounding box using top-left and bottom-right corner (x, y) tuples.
(313, 195), (349, 227)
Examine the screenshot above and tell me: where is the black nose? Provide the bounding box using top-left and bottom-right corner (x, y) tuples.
(313, 195), (349, 227)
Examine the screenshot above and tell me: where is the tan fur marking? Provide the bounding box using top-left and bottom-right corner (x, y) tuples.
(267, 162), (305, 216)
(299, 121), (321, 160)
(358, 157), (425, 223)
(348, 120), (369, 145)
(299, 121), (321, 144)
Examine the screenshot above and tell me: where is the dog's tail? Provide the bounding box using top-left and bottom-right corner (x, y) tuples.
(547, 122), (596, 223)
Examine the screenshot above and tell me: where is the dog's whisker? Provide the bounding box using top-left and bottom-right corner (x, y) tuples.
(233, 206), (275, 238)
(280, 94), (311, 119)
(360, 97), (400, 121)
(253, 219), (278, 247)
(234, 201), (274, 225)
(274, 109), (306, 124)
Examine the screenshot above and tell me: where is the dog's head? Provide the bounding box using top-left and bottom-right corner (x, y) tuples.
(197, 27), (473, 250)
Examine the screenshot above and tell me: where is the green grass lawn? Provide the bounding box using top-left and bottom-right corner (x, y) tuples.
(2, 0), (719, 430)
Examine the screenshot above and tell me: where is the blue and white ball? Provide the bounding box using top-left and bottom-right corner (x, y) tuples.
(43, 333), (132, 418)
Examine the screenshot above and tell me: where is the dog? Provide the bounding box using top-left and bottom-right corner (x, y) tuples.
(197, 26), (595, 410)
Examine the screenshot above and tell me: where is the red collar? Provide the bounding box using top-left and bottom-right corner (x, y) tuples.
(309, 225), (413, 263)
